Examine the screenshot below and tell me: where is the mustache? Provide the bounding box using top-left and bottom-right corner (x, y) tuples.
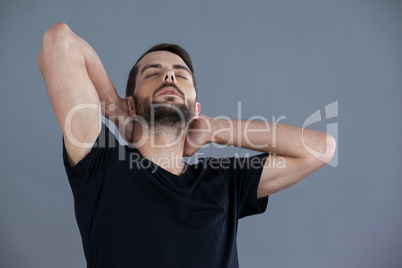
(153, 82), (185, 99)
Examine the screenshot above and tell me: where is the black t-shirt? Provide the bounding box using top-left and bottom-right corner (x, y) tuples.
(63, 124), (269, 268)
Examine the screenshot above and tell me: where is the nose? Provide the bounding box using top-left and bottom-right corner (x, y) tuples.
(163, 70), (176, 83)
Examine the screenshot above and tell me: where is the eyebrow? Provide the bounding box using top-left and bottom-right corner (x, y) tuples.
(140, 63), (191, 75)
(141, 64), (162, 74)
(172, 64), (191, 75)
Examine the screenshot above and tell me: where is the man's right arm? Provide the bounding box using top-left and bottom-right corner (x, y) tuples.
(38, 23), (128, 167)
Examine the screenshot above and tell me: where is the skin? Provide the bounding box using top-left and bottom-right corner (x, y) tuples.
(125, 51), (201, 175)
(39, 23), (336, 199)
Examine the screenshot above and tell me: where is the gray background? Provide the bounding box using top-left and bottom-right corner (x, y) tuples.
(1, 0), (401, 267)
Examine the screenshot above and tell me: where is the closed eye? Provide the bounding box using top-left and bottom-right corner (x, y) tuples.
(176, 75), (187, 80)
(146, 73), (160, 78)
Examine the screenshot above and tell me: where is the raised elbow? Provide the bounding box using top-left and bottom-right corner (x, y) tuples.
(39, 23), (74, 71)
(302, 132), (336, 167)
(42, 23), (71, 44)
(323, 133), (336, 164)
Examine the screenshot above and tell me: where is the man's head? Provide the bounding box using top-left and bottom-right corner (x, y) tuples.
(125, 44), (200, 136)
(126, 43), (197, 98)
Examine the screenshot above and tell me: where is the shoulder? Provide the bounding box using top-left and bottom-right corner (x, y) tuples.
(63, 123), (123, 168)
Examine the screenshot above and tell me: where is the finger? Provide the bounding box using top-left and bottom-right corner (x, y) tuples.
(183, 146), (200, 157)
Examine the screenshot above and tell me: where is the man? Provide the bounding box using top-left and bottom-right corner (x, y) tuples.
(39, 23), (335, 268)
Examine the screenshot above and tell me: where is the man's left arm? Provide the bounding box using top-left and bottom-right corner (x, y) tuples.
(185, 115), (336, 198)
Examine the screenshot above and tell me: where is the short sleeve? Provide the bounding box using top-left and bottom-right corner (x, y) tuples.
(220, 153), (269, 219)
(62, 123), (118, 196)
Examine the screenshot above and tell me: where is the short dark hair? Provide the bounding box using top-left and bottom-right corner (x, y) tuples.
(125, 43), (198, 97)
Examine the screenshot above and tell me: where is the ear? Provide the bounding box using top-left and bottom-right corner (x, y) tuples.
(125, 96), (136, 116)
(193, 101), (201, 119)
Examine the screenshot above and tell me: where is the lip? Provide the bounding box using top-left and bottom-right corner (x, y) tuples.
(157, 87), (180, 97)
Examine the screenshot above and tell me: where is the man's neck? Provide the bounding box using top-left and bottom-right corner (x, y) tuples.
(132, 125), (187, 176)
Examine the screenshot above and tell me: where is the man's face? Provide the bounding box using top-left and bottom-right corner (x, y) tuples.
(133, 51), (200, 132)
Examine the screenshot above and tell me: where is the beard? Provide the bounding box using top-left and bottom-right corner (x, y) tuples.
(134, 95), (195, 137)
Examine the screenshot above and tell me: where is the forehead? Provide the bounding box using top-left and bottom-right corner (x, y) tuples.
(137, 51), (188, 69)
